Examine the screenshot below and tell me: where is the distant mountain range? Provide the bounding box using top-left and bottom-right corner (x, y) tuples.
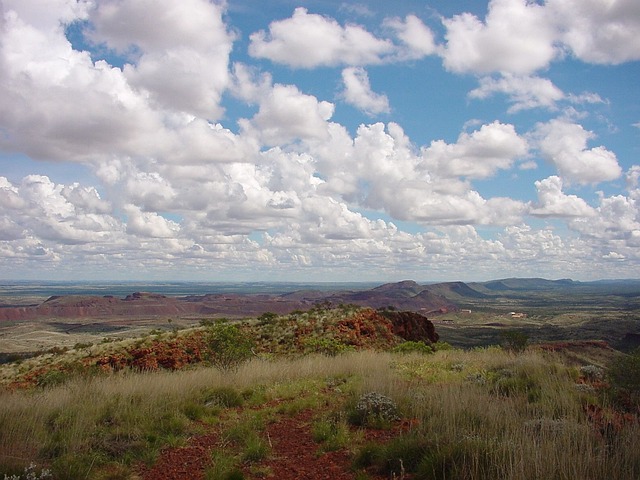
(1, 278), (639, 322)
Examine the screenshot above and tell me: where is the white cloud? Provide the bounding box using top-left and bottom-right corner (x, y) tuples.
(0, 175), (122, 245)
(0, 1), (637, 281)
(230, 63), (273, 104)
(421, 121), (528, 179)
(440, 0), (640, 75)
(548, 0), (640, 64)
(469, 74), (564, 112)
(530, 176), (596, 217)
(440, 0), (557, 75)
(340, 67), (390, 116)
(307, 121), (528, 227)
(248, 7), (393, 68)
(89, 0), (234, 118)
(535, 119), (622, 184)
(124, 204), (180, 238)
(242, 84), (335, 145)
(385, 14), (437, 60)
(565, 168), (640, 257)
(124, 171), (177, 211)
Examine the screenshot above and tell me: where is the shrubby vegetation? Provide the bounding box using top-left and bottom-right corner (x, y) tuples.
(1, 307), (639, 479)
(205, 321), (255, 371)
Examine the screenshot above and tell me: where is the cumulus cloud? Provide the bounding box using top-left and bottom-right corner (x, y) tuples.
(530, 176), (596, 217)
(88, 0), (234, 118)
(421, 121), (528, 179)
(242, 83), (335, 145)
(548, 0), (640, 64)
(124, 204), (180, 238)
(439, 0), (640, 78)
(385, 14), (437, 60)
(307, 121), (528, 227)
(0, 1), (637, 281)
(248, 7), (393, 68)
(565, 167), (640, 258)
(535, 119), (622, 184)
(440, 0), (557, 75)
(0, 175), (121, 245)
(340, 67), (390, 116)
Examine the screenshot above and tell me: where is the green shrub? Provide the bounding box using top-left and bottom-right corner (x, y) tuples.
(241, 435), (269, 463)
(312, 413), (351, 451)
(203, 387), (244, 408)
(257, 312), (278, 325)
(392, 341), (433, 354)
(500, 330), (529, 353)
(206, 322), (255, 371)
(432, 341), (454, 352)
(488, 369), (541, 403)
(607, 349), (640, 410)
(206, 452), (243, 480)
(354, 435), (430, 477)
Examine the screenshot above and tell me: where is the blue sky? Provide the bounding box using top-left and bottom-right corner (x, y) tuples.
(0, 0), (639, 282)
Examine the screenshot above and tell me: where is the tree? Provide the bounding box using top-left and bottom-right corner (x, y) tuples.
(501, 330), (529, 353)
(206, 322), (255, 371)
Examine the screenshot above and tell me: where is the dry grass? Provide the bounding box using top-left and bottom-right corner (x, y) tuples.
(1, 348), (638, 479)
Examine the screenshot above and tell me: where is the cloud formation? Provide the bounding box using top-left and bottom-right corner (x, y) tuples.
(340, 67), (390, 115)
(0, 0), (638, 281)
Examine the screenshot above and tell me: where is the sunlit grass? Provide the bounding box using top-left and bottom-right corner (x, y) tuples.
(1, 348), (638, 479)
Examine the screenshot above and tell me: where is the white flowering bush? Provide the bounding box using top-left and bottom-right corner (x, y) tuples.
(4, 463), (52, 480)
(579, 365), (604, 381)
(349, 392), (399, 427)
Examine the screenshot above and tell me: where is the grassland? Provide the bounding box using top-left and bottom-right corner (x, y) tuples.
(1, 303), (639, 480)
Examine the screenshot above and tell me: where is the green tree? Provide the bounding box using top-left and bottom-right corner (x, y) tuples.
(500, 330), (529, 353)
(206, 322), (255, 371)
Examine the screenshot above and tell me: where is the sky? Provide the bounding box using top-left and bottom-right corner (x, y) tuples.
(0, 0), (639, 283)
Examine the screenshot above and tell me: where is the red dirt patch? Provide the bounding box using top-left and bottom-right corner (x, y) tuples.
(137, 408), (409, 480)
(138, 431), (221, 480)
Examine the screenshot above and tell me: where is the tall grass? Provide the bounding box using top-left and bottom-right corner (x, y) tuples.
(1, 349), (638, 479)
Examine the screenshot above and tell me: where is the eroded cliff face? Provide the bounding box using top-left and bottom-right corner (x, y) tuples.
(379, 310), (439, 343)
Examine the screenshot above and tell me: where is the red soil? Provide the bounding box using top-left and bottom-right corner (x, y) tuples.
(137, 409), (408, 480)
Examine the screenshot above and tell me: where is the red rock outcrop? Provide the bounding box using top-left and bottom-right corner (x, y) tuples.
(379, 310), (439, 343)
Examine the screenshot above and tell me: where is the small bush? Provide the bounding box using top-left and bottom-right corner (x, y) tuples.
(206, 322), (255, 371)
(500, 330), (529, 353)
(3, 463), (52, 480)
(257, 312), (278, 325)
(607, 349), (640, 410)
(353, 435), (430, 477)
(433, 341), (454, 352)
(348, 392), (399, 427)
(392, 341), (433, 355)
(580, 364), (604, 382)
(312, 413), (351, 451)
(203, 387), (244, 408)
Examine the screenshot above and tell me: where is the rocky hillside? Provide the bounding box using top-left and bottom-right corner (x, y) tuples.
(1, 306), (440, 388)
(0, 281), (457, 322)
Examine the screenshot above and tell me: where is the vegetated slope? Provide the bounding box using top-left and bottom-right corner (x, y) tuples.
(1, 306), (439, 388)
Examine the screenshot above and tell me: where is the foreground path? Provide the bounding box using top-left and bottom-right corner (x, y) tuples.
(137, 408), (402, 480)
(257, 409), (355, 480)
(139, 430), (221, 480)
